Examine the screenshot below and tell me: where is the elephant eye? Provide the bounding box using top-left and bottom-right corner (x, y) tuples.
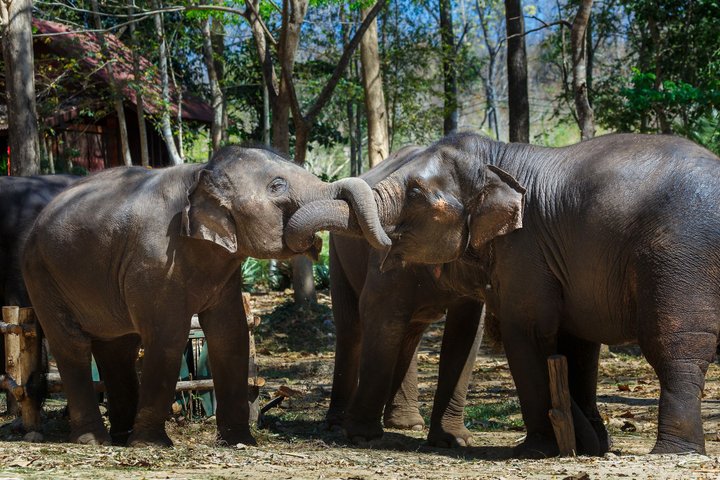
(268, 177), (288, 196)
(408, 186), (423, 199)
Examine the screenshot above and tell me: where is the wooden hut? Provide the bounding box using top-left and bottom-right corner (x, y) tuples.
(0, 19), (212, 172)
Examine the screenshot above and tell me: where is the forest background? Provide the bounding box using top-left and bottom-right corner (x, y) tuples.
(1, 0), (719, 303)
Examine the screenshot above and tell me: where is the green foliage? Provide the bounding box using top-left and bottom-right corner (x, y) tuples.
(595, 68), (720, 137)
(464, 400), (524, 431)
(587, 0), (720, 152)
(241, 232), (331, 292)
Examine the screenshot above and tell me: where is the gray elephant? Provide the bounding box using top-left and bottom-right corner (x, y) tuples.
(286, 132), (720, 457)
(21, 145), (389, 447)
(0, 175), (78, 308)
(327, 146), (485, 447)
(0, 174), (79, 410)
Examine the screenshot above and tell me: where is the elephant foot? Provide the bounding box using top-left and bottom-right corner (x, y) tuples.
(512, 432), (559, 459)
(326, 408), (346, 430)
(72, 430), (112, 446)
(344, 417), (384, 443)
(217, 427), (257, 447)
(128, 429), (173, 448)
(110, 428), (133, 446)
(383, 408), (425, 431)
(589, 417), (612, 455)
(651, 437), (705, 455)
(427, 424), (472, 448)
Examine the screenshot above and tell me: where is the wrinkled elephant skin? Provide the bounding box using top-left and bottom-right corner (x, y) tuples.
(287, 132), (720, 457)
(22, 146), (386, 447)
(328, 147), (485, 448)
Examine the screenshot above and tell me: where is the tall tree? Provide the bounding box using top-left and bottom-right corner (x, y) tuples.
(202, 10), (225, 154)
(439, 0), (458, 134)
(476, 0), (505, 140)
(152, 0), (183, 165)
(127, 0), (150, 167)
(571, 0), (595, 139)
(360, 3), (389, 167)
(246, 0), (386, 304)
(1, 0), (40, 175)
(504, 0), (529, 142)
(90, 0), (132, 166)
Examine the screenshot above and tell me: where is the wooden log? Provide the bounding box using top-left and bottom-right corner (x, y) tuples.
(547, 354), (576, 456)
(0, 321), (37, 337)
(46, 372), (265, 394)
(243, 292), (261, 423)
(3, 306), (42, 434)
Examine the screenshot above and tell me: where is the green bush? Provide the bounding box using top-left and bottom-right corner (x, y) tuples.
(241, 231), (332, 291)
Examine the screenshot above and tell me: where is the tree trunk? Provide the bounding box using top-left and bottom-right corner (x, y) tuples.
(571, 0), (595, 140)
(1, 0), (40, 176)
(202, 13), (225, 154)
(477, 2), (501, 140)
(504, 0), (529, 143)
(90, 0), (132, 167)
(152, 0), (183, 165)
(360, 4), (389, 167)
(127, 1), (150, 167)
(211, 18), (228, 145)
(439, 0), (458, 134)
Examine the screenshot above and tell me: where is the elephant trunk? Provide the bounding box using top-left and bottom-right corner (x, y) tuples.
(286, 176), (405, 252)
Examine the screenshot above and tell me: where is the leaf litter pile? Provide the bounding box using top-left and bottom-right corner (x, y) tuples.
(1, 288), (720, 478)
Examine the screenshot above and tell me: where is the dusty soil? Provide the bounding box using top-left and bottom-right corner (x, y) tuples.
(1, 289), (720, 479)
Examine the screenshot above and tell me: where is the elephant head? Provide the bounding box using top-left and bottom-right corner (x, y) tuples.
(181, 145), (391, 260)
(284, 133), (526, 269)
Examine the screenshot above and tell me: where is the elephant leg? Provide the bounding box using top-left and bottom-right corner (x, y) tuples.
(32, 291), (109, 445)
(427, 301), (484, 448)
(558, 333), (608, 455)
(128, 310), (191, 448)
(327, 246), (361, 429)
(383, 327), (425, 430)
(198, 271), (255, 446)
(499, 309), (561, 459)
(92, 334), (141, 445)
(344, 296), (412, 442)
(637, 283), (717, 455)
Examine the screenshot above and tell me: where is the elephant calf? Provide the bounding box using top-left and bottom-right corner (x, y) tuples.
(287, 132), (720, 457)
(328, 147), (485, 447)
(22, 146), (388, 447)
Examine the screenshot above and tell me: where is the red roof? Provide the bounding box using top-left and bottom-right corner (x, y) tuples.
(33, 18), (213, 124)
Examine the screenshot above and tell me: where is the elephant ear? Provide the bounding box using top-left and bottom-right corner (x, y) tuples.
(181, 169), (238, 254)
(468, 165), (526, 250)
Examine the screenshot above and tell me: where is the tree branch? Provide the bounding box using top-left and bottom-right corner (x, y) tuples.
(304, 0), (387, 124)
(503, 18), (572, 45)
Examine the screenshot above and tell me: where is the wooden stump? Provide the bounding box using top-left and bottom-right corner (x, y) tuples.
(2, 306), (42, 438)
(547, 354), (576, 456)
(243, 292), (261, 424)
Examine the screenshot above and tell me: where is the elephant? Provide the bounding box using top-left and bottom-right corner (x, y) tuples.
(0, 174), (79, 411)
(0, 174), (78, 309)
(21, 145), (389, 447)
(327, 146), (485, 448)
(285, 131), (720, 457)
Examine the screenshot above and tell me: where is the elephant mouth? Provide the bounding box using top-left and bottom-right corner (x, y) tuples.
(287, 233), (322, 262)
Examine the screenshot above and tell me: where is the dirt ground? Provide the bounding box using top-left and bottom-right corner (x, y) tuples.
(2, 289), (720, 479)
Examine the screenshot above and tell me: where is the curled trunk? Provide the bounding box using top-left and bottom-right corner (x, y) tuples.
(286, 177), (404, 252)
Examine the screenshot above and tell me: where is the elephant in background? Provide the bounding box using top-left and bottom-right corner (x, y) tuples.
(286, 131), (720, 457)
(22, 145), (389, 447)
(0, 174), (79, 411)
(0, 175), (78, 308)
(328, 146), (485, 448)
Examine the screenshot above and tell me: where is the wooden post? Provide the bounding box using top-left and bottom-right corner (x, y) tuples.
(243, 292), (261, 424)
(2, 306), (43, 441)
(547, 354), (576, 456)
